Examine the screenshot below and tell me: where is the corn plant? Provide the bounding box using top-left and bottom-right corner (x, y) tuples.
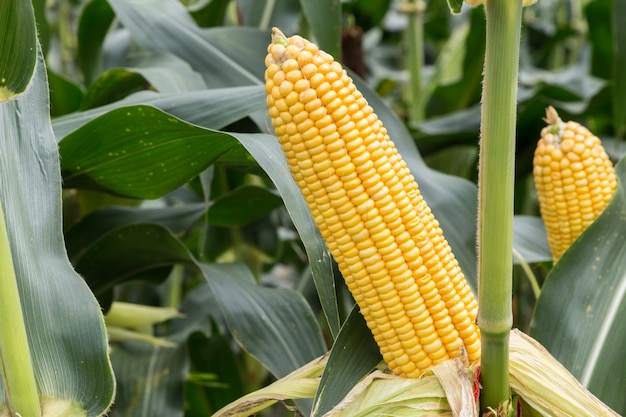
(0, 0), (625, 416)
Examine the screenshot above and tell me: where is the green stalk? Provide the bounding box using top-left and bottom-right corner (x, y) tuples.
(477, 0), (522, 412)
(404, 0), (425, 123)
(0, 201), (40, 416)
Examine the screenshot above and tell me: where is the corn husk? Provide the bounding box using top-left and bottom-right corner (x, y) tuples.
(509, 329), (619, 417)
(214, 329), (620, 417)
(104, 301), (183, 329)
(212, 354), (328, 417)
(324, 359), (477, 417)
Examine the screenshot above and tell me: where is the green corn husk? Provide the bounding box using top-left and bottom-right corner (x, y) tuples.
(104, 301), (183, 329)
(212, 354), (328, 417)
(509, 329), (619, 417)
(324, 359), (477, 417)
(214, 329), (620, 417)
(105, 302), (183, 348)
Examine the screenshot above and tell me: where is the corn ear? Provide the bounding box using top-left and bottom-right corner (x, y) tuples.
(264, 27), (480, 377)
(533, 106), (618, 262)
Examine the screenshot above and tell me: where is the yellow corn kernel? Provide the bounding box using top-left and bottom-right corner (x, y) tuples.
(533, 106), (618, 262)
(265, 27), (480, 377)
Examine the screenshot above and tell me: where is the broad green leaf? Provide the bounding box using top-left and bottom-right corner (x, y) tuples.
(108, 0), (264, 88)
(47, 70), (83, 117)
(208, 185), (283, 226)
(52, 85), (266, 139)
(189, 0), (231, 27)
(200, 262), (326, 415)
(312, 306), (381, 417)
(447, 0), (464, 14)
(234, 133), (341, 338)
(77, 0), (116, 85)
(530, 156), (626, 414)
(613, 0), (626, 140)
(238, 0), (301, 31)
(201, 263), (326, 378)
(124, 51), (207, 93)
(0, 50), (114, 414)
(73, 221), (326, 410)
(0, 0), (37, 101)
(59, 105), (241, 199)
(513, 215), (551, 264)
(298, 0), (342, 58)
(74, 224), (194, 295)
(65, 203), (206, 259)
(80, 68), (148, 110)
(110, 342), (188, 417)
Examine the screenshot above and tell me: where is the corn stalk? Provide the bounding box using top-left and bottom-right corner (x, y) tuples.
(477, 0), (523, 412)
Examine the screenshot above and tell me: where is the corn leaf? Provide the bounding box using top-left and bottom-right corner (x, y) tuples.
(70, 221), (326, 415)
(237, 0), (301, 32)
(52, 85), (266, 138)
(0, 0), (37, 101)
(530, 156), (626, 414)
(77, 0), (116, 85)
(512, 215), (551, 263)
(312, 306), (381, 417)
(107, 0), (266, 88)
(613, 0), (626, 140)
(58, 105), (243, 199)
(233, 133), (342, 338)
(0, 49), (114, 414)
(109, 342), (188, 416)
(298, 0), (342, 58)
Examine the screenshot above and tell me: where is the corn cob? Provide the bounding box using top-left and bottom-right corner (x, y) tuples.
(264, 27), (480, 377)
(533, 106), (617, 262)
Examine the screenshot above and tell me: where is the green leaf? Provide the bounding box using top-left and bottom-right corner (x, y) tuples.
(208, 185), (283, 226)
(530, 156), (626, 415)
(0, 49), (114, 414)
(612, 0), (626, 140)
(298, 0), (342, 58)
(77, 0), (116, 85)
(0, 0), (37, 101)
(73, 221), (326, 411)
(238, 0), (301, 31)
(59, 105), (240, 199)
(47, 70), (84, 117)
(312, 306), (381, 417)
(447, 0), (464, 15)
(124, 51), (207, 93)
(201, 263), (327, 378)
(233, 133), (341, 339)
(200, 262), (326, 415)
(52, 85), (266, 139)
(513, 215), (551, 264)
(65, 203), (206, 259)
(110, 342), (188, 416)
(80, 68), (149, 110)
(74, 224), (194, 295)
(108, 0), (265, 87)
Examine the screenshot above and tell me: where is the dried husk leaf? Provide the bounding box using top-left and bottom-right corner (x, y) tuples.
(509, 329), (619, 417)
(212, 354), (328, 417)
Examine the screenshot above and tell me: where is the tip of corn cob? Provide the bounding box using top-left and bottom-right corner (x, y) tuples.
(533, 106), (618, 262)
(264, 28), (480, 378)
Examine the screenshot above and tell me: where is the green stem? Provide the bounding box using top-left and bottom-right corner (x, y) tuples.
(0, 201), (41, 416)
(404, 0), (425, 123)
(477, 0), (522, 412)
